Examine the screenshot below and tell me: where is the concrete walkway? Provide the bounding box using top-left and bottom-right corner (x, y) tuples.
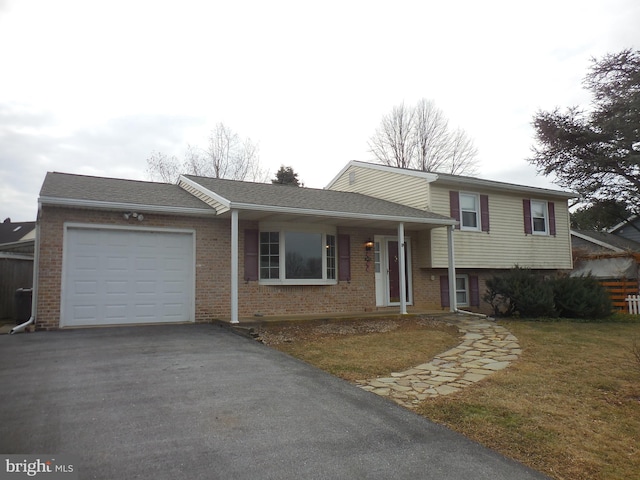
(356, 315), (521, 409)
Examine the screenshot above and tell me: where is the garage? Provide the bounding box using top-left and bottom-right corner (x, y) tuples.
(61, 226), (195, 327)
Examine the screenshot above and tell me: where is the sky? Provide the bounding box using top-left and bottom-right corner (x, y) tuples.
(1, 0), (639, 222)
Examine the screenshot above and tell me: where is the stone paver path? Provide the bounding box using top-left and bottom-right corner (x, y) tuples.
(355, 314), (521, 409)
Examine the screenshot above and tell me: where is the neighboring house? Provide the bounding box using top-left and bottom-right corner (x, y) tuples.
(0, 219), (36, 320)
(571, 228), (640, 310)
(34, 162), (574, 330)
(608, 215), (640, 243)
(0, 218), (36, 253)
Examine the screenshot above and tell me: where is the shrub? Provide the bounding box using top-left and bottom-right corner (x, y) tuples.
(552, 275), (612, 319)
(484, 269), (614, 319)
(484, 267), (556, 318)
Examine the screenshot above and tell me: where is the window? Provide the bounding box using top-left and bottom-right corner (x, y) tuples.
(326, 234), (336, 280)
(259, 232), (280, 279)
(456, 275), (469, 306)
(259, 226), (337, 284)
(531, 200), (548, 234)
(459, 193), (479, 230)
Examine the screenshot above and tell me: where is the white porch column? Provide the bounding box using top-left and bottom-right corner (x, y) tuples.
(230, 209), (239, 324)
(398, 222), (407, 315)
(447, 225), (457, 312)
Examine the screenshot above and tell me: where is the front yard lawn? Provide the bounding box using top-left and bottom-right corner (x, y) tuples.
(258, 316), (640, 480)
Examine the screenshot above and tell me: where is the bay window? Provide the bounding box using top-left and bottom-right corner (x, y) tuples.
(259, 224), (338, 284)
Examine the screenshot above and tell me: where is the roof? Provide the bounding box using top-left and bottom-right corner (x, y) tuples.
(0, 221), (36, 245)
(571, 229), (640, 253)
(608, 215), (639, 233)
(182, 175), (455, 226)
(327, 160), (576, 199)
(39, 172), (214, 215)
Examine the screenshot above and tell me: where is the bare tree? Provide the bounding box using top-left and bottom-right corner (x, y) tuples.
(367, 102), (415, 168)
(368, 99), (480, 175)
(447, 128), (479, 175)
(413, 99), (451, 172)
(146, 123), (268, 183)
(146, 151), (182, 183)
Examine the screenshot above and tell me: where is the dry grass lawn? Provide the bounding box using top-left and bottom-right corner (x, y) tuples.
(417, 320), (640, 480)
(257, 316), (460, 381)
(258, 316), (640, 480)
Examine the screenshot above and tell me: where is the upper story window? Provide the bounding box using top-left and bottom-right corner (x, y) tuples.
(531, 200), (548, 234)
(523, 199), (556, 236)
(450, 191), (490, 232)
(259, 224), (337, 285)
(459, 193), (480, 230)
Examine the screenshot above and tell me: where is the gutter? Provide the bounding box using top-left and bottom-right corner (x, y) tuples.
(10, 316), (34, 335)
(455, 308), (487, 318)
(11, 202), (41, 335)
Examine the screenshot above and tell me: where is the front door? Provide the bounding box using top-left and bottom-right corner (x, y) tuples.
(385, 239), (411, 305)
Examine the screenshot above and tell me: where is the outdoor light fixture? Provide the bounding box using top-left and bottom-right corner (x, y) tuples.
(364, 238), (374, 271)
(123, 212), (144, 222)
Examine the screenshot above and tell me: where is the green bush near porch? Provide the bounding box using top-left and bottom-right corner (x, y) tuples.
(484, 267), (612, 319)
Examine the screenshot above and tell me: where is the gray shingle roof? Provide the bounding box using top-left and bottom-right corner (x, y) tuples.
(572, 229), (640, 252)
(40, 172), (213, 211)
(0, 221), (35, 244)
(184, 175), (453, 222)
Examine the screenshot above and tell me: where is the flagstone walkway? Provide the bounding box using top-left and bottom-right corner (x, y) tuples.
(355, 315), (521, 409)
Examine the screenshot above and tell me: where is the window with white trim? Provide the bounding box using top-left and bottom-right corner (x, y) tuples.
(531, 200), (548, 234)
(456, 275), (469, 306)
(259, 224), (337, 284)
(459, 193), (480, 230)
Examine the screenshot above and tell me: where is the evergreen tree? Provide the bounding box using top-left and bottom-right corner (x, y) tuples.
(272, 166), (301, 186)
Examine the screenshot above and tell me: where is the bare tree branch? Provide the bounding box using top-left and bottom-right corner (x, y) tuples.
(369, 99), (480, 175)
(146, 122), (267, 183)
(368, 102), (415, 168)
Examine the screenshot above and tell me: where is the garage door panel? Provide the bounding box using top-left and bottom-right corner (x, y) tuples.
(62, 228), (194, 327)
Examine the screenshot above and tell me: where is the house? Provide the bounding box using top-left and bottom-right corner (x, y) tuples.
(0, 218), (36, 253)
(570, 228), (640, 311)
(32, 161), (574, 330)
(327, 161), (574, 309)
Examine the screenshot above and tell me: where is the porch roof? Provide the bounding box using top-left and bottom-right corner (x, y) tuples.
(182, 175), (456, 229)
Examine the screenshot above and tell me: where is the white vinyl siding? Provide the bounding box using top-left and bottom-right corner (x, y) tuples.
(428, 185), (572, 269)
(328, 165), (431, 211)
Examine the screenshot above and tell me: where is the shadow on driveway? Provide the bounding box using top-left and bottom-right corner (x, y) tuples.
(0, 324), (549, 479)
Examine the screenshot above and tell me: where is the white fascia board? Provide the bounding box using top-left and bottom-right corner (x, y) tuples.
(434, 175), (576, 199)
(178, 175), (231, 212)
(325, 160), (438, 188)
(0, 252), (34, 260)
(607, 215), (638, 233)
(230, 201), (456, 226)
(571, 230), (624, 253)
(38, 196), (216, 216)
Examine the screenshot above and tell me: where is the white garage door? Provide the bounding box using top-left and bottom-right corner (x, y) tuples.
(62, 227), (194, 327)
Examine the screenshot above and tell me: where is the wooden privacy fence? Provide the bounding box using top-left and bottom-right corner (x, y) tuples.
(0, 254), (34, 320)
(599, 279), (639, 312)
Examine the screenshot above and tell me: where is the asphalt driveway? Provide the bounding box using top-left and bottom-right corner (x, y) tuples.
(0, 324), (549, 480)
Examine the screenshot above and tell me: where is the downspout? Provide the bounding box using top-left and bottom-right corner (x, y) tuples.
(447, 225), (457, 313)
(230, 209), (239, 324)
(11, 202), (41, 334)
(398, 222), (407, 315)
